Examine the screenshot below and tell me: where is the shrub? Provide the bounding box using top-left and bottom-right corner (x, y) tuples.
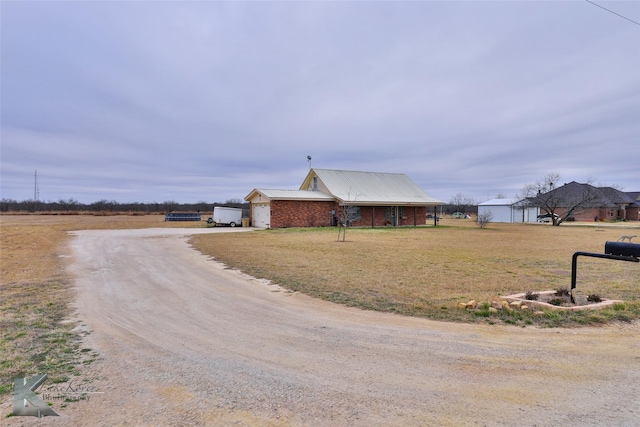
(587, 294), (602, 303)
(549, 297), (568, 306)
(476, 211), (493, 228)
(525, 291), (539, 301)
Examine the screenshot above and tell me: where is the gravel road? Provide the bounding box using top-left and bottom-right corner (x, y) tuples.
(6, 227), (639, 426)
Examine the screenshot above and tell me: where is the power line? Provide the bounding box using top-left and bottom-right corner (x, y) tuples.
(585, 0), (640, 27)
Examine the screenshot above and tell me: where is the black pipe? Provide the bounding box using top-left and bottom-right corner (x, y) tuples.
(570, 251), (639, 302)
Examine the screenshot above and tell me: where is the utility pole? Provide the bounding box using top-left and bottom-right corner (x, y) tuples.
(34, 170), (39, 201)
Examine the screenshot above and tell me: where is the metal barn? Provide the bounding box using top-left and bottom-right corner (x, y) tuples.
(478, 199), (538, 223)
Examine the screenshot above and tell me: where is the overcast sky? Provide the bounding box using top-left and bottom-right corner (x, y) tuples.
(1, 1), (639, 205)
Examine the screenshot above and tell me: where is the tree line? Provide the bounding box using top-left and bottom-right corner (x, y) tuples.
(0, 198), (248, 214)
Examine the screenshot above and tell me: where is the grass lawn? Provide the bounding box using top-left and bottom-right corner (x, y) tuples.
(190, 219), (640, 325)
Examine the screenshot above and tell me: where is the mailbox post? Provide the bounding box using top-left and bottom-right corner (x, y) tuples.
(570, 241), (639, 303)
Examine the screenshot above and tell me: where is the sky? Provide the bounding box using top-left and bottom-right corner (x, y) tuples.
(1, 1), (639, 205)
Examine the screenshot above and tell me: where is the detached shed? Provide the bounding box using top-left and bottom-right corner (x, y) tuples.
(478, 198), (538, 223)
(245, 189), (336, 228)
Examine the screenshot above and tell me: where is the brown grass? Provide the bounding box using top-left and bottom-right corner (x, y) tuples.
(190, 220), (640, 322)
(0, 214), (204, 283)
(0, 214), (205, 395)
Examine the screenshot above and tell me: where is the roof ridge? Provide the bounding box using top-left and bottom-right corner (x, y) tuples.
(313, 168), (405, 175)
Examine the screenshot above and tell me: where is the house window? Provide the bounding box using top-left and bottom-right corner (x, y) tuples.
(352, 207), (361, 221)
(344, 206), (361, 222)
(312, 177), (317, 191)
(384, 207), (404, 220)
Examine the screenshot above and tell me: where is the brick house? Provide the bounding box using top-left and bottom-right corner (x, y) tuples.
(538, 181), (640, 222)
(245, 169), (443, 228)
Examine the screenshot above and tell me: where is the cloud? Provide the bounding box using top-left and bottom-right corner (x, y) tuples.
(1, 1), (638, 204)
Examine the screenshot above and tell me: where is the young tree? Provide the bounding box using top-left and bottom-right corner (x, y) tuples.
(336, 190), (361, 242)
(336, 204), (359, 241)
(476, 211), (493, 228)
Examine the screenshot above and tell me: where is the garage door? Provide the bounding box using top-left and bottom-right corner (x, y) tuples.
(252, 203), (270, 228)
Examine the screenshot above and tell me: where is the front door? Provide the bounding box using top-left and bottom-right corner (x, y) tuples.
(385, 207), (399, 226)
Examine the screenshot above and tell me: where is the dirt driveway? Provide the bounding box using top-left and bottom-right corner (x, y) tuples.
(7, 227), (639, 426)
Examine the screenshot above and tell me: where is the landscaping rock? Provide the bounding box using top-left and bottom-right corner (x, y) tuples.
(571, 289), (588, 306)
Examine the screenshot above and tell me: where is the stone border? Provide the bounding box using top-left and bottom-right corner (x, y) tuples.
(501, 290), (623, 311)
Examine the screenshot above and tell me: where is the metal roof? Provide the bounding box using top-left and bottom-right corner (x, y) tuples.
(478, 198), (519, 206)
(245, 188), (334, 201)
(300, 169), (442, 206)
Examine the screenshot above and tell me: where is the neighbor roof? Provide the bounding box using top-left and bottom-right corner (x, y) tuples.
(543, 181), (637, 208)
(300, 169), (442, 206)
(478, 198), (519, 206)
(597, 186), (637, 206)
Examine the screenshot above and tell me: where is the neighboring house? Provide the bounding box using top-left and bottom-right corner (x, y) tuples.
(628, 192), (640, 220)
(537, 181), (640, 222)
(245, 168), (443, 228)
(477, 198), (538, 223)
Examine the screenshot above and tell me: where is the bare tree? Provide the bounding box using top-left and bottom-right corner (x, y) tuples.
(521, 173), (602, 226)
(336, 191), (361, 242)
(225, 198), (245, 205)
(336, 204), (359, 241)
(449, 193), (475, 214)
(476, 211), (493, 228)
(58, 198), (79, 211)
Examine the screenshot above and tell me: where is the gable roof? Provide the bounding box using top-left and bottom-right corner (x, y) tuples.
(597, 186), (637, 206)
(627, 192), (640, 203)
(478, 198), (519, 206)
(543, 181), (638, 208)
(245, 188), (334, 202)
(300, 169), (442, 206)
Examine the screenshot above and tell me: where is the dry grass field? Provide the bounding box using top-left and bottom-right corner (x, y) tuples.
(190, 219), (640, 324)
(1, 213), (200, 284)
(0, 213), (189, 395)
(1, 214), (639, 398)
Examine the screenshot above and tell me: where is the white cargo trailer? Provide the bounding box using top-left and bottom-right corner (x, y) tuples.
(208, 207), (243, 227)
